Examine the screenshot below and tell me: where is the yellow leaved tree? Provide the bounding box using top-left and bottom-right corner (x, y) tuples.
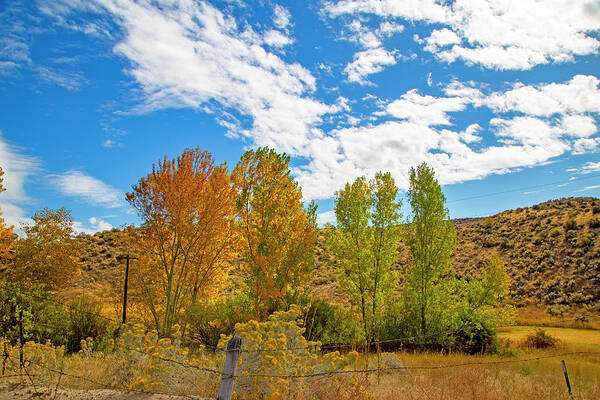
(232, 148), (317, 319)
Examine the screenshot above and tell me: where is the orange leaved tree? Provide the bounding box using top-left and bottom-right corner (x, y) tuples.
(232, 148), (317, 319)
(126, 148), (238, 336)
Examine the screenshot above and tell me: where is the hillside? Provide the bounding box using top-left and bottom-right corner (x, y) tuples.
(72, 197), (600, 310)
(452, 197), (600, 311)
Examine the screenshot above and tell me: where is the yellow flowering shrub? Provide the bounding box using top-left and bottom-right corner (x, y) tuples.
(23, 340), (66, 383)
(219, 305), (370, 400)
(114, 324), (192, 390)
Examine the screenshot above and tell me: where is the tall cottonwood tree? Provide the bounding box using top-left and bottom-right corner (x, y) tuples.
(127, 148), (238, 336)
(326, 172), (402, 343)
(10, 207), (81, 290)
(404, 162), (457, 336)
(232, 148), (317, 319)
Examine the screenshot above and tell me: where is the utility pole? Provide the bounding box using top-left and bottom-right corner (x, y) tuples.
(117, 254), (137, 325)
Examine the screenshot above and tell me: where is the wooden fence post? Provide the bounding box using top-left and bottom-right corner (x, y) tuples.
(216, 336), (242, 400)
(561, 360), (573, 398)
(18, 311), (24, 369)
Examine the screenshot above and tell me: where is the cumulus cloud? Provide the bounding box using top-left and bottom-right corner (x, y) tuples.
(263, 30), (293, 48)
(316, 210), (336, 226)
(344, 48), (396, 84)
(273, 4), (291, 29)
(73, 216), (114, 234)
(339, 19), (403, 84)
(44, 0), (338, 156)
(48, 170), (125, 208)
(386, 89), (468, 126)
(0, 131), (40, 229)
(294, 74), (600, 200)
(326, 0), (600, 70)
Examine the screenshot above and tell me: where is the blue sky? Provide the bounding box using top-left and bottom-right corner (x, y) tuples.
(1, 0), (600, 234)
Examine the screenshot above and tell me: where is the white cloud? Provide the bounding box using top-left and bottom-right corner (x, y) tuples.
(574, 161), (600, 174)
(273, 4), (292, 29)
(263, 30), (293, 48)
(294, 75), (600, 200)
(424, 28), (460, 51)
(0, 131), (40, 229)
(0, 1), (32, 76)
(386, 89), (468, 126)
(377, 21), (404, 36)
(344, 48), (396, 84)
(326, 0), (600, 70)
(572, 138), (600, 154)
(49, 170), (125, 208)
(316, 210), (336, 226)
(48, 0), (337, 156)
(326, 0), (449, 23)
(101, 138), (123, 148)
(73, 216), (114, 235)
(483, 75), (600, 116)
(35, 66), (88, 91)
(339, 19), (404, 83)
(577, 185), (600, 192)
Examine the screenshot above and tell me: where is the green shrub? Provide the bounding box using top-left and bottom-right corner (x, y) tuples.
(65, 295), (109, 353)
(588, 218), (600, 228)
(564, 219), (578, 232)
(184, 291), (253, 349)
(522, 329), (558, 349)
(549, 228), (561, 237)
(450, 311), (498, 354)
(300, 298), (363, 346)
(0, 280), (69, 346)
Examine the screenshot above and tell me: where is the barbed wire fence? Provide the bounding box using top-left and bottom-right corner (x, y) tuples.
(1, 294), (599, 399)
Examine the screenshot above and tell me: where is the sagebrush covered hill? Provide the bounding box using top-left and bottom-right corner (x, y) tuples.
(73, 197), (600, 310)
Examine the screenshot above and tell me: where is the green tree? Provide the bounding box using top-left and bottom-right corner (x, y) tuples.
(326, 172), (402, 343)
(404, 162), (457, 336)
(10, 207), (81, 290)
(232, 148), (317, 319)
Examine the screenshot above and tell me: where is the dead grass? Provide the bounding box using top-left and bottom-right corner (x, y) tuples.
(2, 326), (599, 399)
(513, 305), (600, 330)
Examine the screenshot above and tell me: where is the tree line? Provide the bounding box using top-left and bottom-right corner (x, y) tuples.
(0, 148), (510, 353)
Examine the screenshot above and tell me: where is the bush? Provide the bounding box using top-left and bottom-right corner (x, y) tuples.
(549, 228), (561, 237)
(220, 306), (363, 399)
(0, 280), (69, 346)
(299, 298), (363, 346)
(588, 218), (600, 228)
(65, 295), (109, 353)
(564, 219), (578, 232)
(184, 292), (253, 349)
(521, 329), (558, 349)
(450, 311), (498, 354)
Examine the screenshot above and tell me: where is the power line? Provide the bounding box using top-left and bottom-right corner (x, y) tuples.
(448, 173), (600, 204)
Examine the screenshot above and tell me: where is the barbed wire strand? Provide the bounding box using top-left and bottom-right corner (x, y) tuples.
(5, 353), (204, 400)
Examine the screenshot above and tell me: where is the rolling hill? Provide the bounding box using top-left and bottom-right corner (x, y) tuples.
(73, 197), (600, 312)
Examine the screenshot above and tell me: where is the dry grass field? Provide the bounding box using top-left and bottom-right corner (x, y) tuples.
(1, 326), (598, 399)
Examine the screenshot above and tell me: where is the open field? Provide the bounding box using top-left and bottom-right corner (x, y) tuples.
(498, 326), (600, 348)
